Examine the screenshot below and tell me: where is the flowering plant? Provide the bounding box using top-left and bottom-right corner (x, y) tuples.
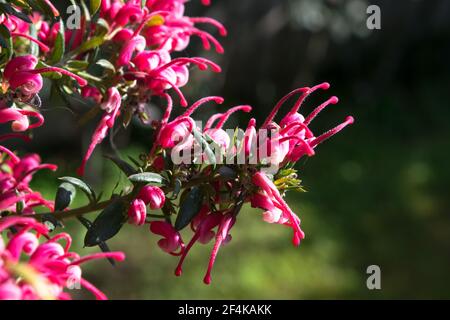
(0, 0), (353, 299)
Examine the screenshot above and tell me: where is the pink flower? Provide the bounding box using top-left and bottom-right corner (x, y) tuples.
(81, 86), (103, 104)
(142, 4), (226, 53)
(0, 217), (125, 300)
(252, 171), (305, 247)
(158, 117), (195, 148)
(137, 186), (165, 210)
(128, 199), (147, 226)
(0, 108), (43, 132)
(0, 147), (56, 214)
(126, 49), (220, 106)
(174, 210), (235, 285)
(113, 29), (147, 67)
(261, 83), (354, 164)
(78, 87), (122, 176)
(3, 55), (87, 100)
(149, 221), (184, 255)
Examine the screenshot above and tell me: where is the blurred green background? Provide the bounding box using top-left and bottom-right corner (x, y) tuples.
(8, 0), (450, 299)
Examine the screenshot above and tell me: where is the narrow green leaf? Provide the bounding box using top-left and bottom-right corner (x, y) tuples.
(0, 25), (12, 59)
(90, 0), (101, 16)
(96, 59), (116, 72)
(49, 20), (65, 64)
(66, 60), (89, 71)
(0, 3), (32, 23)
(29, 24), (39, 56)
(84, 198), (126, 247)
(105, 154), (137, 176)
(58, 176), (96, 202)
(74, 36), (105, 55)
(175, 186), (204, 231)
(128, 172), (164, 185)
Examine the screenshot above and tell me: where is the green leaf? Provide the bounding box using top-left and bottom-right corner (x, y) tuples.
(105, 154), (137, 176)
(41, 214), (64, 232)
(49, 20), (65, 65)
(84, 197), (126, 247)
(73, 36), (105, 55)
(96, 59), (116, 73)
(66, 60), (89, 71)
(90, 0), (101, 16)
(128, 172), (164, 185)
(0, 3), (32, 23)
(58, 176), (96, 202)
(27, 0), (58, 19)
(29, 24), (39, 56)
(175, 186), (204, 231)
(77, 71), (102, 83)
(0, 25), (12, 60)
(94, 18), (110, 37)
(54, 182), (77, 211)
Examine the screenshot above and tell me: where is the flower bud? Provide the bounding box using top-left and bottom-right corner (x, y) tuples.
(138, 186), (165, 210)
(128, 199), (147, 226)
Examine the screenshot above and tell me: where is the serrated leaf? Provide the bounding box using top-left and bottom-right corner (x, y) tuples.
(175, 186), (204, 231)
(54, 182), (77, 211)
(49, 20), (65, 64)
(58, 176), (96, 202)
(84, 198), (126, 247)
(128, 172), (164, 185)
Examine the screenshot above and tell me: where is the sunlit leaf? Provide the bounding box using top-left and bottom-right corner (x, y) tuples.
(58, 176), (96, 202)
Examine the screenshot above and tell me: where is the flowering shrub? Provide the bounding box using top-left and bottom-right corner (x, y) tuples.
(0, 0), (353, 299)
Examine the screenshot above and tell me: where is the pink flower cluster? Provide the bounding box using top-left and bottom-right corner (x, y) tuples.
(0, 0), (355, 295)
(139, 83), (353, 284)
(0, 104), (55, 216)
(76, 0), (225, 175)
(0, 217), (124, 300)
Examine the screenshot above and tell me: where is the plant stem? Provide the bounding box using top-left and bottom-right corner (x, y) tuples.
(29, 173), (224, 222)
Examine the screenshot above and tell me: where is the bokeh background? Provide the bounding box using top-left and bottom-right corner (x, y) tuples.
(9, 0), (450, 299)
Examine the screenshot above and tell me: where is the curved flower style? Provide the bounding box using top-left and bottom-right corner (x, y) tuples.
(2, 55), (87, 102)
(0, 151), (56, 214)
(0, 217), (125, 300)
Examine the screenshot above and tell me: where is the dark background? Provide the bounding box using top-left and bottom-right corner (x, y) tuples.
(16, 0), (450, 298)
